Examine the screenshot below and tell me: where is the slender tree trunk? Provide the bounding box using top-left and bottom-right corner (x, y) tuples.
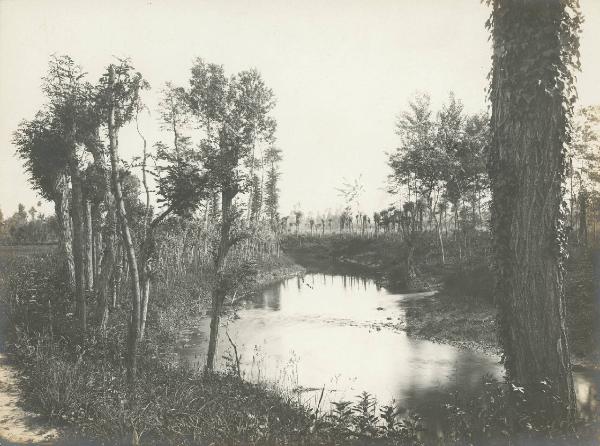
(138, 112), (152, 341)
(206, 287), (225, 371)
(139, 208), (171, 341)
(98, 203), (116, 333)
(54, 173), (75, 290)
(435, 215), (445, 264)
(92, 203), (102, 284)
(83, 197), (94, 291)
(578, 191), (588, 246)
(107, 66), (142, 384)
(139, 246), (151, 341)
(206, 190), (234, 371)
(112, 241), (122, 309)
(69, 157), (87, 333)
(488, 0), (577, 418)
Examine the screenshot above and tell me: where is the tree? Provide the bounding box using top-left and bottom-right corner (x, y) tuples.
(293, 210), (302, 234)
(487, 0), (581, 419)
(13, 111), (75, 286)
(389, 94), (449, 264)
(189, 59), (277, 370)
(264, 146), (282, 228)
(97, 60), (149, 383)
(150, 83), (207, 339)
(41, 55), (99, 333)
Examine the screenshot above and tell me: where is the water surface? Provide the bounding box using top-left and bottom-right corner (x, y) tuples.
(179, 273), (505, 415)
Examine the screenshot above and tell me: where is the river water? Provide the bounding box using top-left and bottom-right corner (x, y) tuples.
(179, 272), (599, 420)
(180, 273), (505, 411)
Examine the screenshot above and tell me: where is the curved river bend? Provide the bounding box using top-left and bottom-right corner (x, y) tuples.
(179, 273), (508, 414)
(180, 273), (598, 421)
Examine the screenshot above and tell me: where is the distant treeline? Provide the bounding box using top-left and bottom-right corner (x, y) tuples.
(286, 98), (600, 256)
(0, 202), (58, 245)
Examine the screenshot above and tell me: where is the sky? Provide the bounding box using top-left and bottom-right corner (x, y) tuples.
(1, 0), (599, 218)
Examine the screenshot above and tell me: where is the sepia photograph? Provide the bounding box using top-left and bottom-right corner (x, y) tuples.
(0, 0), (599, 444)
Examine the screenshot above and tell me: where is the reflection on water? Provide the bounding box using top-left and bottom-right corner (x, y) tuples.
(179, 273), (598, 418)
(575, 368), (600, 420)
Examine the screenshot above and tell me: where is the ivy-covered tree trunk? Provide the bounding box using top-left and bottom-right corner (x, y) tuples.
(488, 0), (580, 418)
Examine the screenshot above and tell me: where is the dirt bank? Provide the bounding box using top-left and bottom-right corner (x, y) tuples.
(0, 352), (59, 445)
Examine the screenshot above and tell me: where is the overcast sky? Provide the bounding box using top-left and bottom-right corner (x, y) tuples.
(1, 0), (599, 218)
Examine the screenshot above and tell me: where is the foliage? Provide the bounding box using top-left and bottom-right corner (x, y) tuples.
(388, 92), (489, 232)
(13, 112), (69, 201)
(443, 376), (598, 445)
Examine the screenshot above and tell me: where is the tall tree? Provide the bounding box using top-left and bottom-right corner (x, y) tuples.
(41, 55), (98, 333)
(264, 145), (282, 228)
(487, 0), (582, 419)
(189, 60), (277, 370)
(98, 61), (148, 383)
(149, 83), (207, 339)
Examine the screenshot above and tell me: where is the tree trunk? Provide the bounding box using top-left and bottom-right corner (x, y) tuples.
(436, 217), (445, 265)
(206, 287), (225, 371)
(83, 197), (94, 291)
(206, 190), (234, 371)
(98, 205), (116, 333)
(578, 190), (588, 246)
(69, 161), (87, 334)
(107, 65), (142, 384)
(88, 145), (115, 333)
(138, 113), (152, 341)
(92, 204), (102, 285)
(139, 245), (151, 341)
(54, 173), (75, 290)
(488, 0), (577, 418)
(112, 241), (122, 309)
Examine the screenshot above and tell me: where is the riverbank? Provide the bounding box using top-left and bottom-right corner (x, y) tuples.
(0, 248), (424, 445)
(282, 234), (600, 366)
(2, 247), (420, 446)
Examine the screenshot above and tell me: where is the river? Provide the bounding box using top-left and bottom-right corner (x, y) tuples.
(178, 272), (599, 421)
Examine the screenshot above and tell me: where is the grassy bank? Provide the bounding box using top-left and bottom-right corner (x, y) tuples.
(0, 247), (424, 445)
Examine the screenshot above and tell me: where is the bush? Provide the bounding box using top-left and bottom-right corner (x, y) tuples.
(443, 376), (599, 445)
